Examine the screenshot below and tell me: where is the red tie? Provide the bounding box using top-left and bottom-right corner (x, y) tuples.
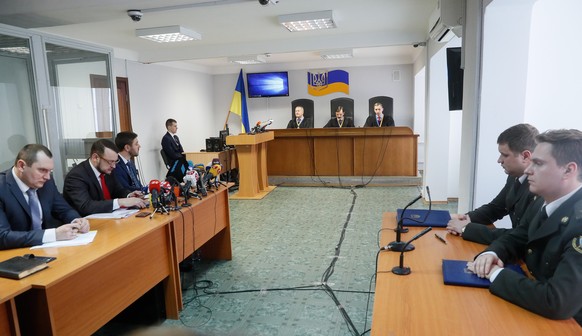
(377, 116), (381, 126)
(100, 173), (111, 200)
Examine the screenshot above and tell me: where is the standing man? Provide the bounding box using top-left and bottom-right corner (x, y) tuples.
(0, 144), (89, 250)
(324, 106), (355, 128)
(64, 139), (147, 216)
(447, 124), (539, 244)
(161, 118), (188, 180)
(114, 131), (145, 192)
(364, 102), (395, 127)
(470, 129), (582, 325)
(286, 106), (313, 129)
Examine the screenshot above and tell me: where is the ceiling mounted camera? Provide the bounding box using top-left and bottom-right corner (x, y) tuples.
(127, 10), (143, 22)
(259, 0), (279, 5)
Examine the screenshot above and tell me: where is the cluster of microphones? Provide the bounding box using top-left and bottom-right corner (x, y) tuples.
(381, 186), (433, 276)
(250, 119), (273, 134)
(147, 158), (226, 217)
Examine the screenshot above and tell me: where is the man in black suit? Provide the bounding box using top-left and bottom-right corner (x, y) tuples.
(113, 131), (145, 192)
(363, 102), (395, 127)
(447, 124), (539, 244)
(286, 106), (313, 129)
(63, 139), (148, 216)
(470, 129), (582, 325)
(324, 106), (355, 128)
(161, 118), (188, 180)
(0, 144), (89, 250)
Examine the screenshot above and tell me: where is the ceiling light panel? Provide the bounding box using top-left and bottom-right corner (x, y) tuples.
(136, 25), (201, 43)
(279, 10), (336, 32)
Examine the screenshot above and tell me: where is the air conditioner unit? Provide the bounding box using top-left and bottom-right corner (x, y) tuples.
(428, 0), (464, 43)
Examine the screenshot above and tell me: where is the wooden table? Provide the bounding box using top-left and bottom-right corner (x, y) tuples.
(226, 132), (276, 199)
(0, 214), (181, 336)
(174, 183), (233, 262)
(267, 127), (418, 176)
(371, 212), (582, 335)
(0, 279), (29, 336)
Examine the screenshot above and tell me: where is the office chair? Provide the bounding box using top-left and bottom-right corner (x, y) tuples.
(160, 149), (171, 170)
(369, 96), (394, 118)
(330, 97), (354, 120)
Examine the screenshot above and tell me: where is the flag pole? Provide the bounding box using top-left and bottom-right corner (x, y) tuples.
(223, 110), (231, 130)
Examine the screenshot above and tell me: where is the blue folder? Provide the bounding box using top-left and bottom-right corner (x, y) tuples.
(442, 259), (525, 288)
(396, 209), (451, 227)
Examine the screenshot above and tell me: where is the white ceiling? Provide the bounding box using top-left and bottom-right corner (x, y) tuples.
(0, 0), (437, 71)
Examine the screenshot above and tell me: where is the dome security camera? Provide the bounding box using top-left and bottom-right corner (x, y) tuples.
(127, 10), (143, 22)
(258, 0), (270, 5)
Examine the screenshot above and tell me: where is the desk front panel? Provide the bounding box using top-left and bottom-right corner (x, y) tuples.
(372, 213), (582, 335)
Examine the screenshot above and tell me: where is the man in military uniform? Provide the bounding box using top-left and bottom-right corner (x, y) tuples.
(470, 129), (582, 325)
(447, 124), (539, 244)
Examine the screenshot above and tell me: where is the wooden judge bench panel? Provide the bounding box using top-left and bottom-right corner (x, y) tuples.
(267, 127), (418, 176)
(372, 213), (582, 335)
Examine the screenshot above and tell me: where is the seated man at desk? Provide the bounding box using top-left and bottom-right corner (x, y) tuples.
(286, 106), (313, 129)
(446, 124), (539, 244)
(113, 131), (145, 192)
(0, 144), (89, 250)
(364, 102), (395, 127)
(470, 129), (582, 325)
(324, 106), (355, 128)
(64, 139), (148, 216)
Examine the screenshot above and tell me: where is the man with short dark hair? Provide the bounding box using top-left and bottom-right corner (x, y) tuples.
(470, 129), (582, 325)
(0, 144), (89, 249)
(447, 124), (539, 244)
(161, 118), (188, 181)
(64, 139), (148, 216)
(114, 131), (144, 192)
(363, 102), (395, 127)
(324, 106), (355, 128)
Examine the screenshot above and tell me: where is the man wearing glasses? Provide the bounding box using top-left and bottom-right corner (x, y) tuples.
(64, 139), (148, 216)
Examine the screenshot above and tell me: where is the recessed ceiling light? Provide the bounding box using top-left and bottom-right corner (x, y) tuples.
(278, 10), (336, 32)
(136, 25), (201, 43)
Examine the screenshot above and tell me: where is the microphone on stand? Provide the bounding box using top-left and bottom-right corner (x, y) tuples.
(259, 119), (273, 132)
(392, 227), (433, 276)
(386, 194), (422, 252)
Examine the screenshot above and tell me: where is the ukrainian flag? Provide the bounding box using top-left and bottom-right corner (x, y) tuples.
(307, 70), (349, 96)
(229, 69), (251, 133)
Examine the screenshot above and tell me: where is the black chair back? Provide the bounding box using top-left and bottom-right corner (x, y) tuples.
(160, 149), (170, 169)
(291, 99), (314, 120)
(330, 97), (354, 120)
(369, 96), (393, 117)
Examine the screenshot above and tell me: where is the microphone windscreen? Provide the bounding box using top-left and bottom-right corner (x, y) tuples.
(149, 179), (161, 193)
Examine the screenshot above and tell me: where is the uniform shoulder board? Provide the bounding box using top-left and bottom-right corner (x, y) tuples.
(575, 199), (582, 220)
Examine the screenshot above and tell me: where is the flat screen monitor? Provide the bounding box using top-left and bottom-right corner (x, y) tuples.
(246, 71), (289, 98)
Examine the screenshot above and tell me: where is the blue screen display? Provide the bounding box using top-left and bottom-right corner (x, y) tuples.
(246, 72), (289, 98)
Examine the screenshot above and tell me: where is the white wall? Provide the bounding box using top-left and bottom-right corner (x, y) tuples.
(213, 65), (415, 134)
(113, 59), (214, 182)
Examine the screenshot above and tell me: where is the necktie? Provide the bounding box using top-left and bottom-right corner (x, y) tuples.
(126, 161), (142, 189)
(540, 206), (548, 224)
(26, 188), (42, 230)
(173, 135), (180, 145)
(513, 178), (521, 195)
(377, 116), (382, 126)
(100, 173), (112, 200)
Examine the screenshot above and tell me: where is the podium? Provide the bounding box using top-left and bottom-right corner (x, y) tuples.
(226, 132), (276, 199)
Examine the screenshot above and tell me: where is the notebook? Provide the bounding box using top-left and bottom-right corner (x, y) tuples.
(442, 259), (525, 288)
(396, 209), (451, 227)
(0, 256), (49, 280)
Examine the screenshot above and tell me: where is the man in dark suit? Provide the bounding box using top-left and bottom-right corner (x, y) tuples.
(324, 106), (355, 128)
(0, 144), (89, 250)
(286, 106), (313, 129)
(63, 139), (148, 216)
(161, 118), (188, 180)
(447, 124), (539, 244)
(363, 102), (395, 127)
(470, 129), (582, 325)
(113, 131), (145, 192)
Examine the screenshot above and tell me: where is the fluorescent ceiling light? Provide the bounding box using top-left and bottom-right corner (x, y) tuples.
(136, 25), (201, 43)
(278, 10), (336, 32)
(228, 55), (266, 64)
(320, 49), (353, 60)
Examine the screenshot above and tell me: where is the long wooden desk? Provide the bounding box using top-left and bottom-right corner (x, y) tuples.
(0, 186), (233, 335)
(372, 212), (582, 335)
(267, 127), (418, 177)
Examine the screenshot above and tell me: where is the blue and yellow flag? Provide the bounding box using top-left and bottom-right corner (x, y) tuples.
(229, 69), (251, 133)
(307, 70), (349, 96)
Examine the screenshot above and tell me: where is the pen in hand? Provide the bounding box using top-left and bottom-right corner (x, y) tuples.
(435, 233), (447, 245)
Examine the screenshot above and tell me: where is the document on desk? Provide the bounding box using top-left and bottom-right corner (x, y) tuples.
(442, 259), (525, 288)
(30, 231), (98, 249)
(85, 209), (139, 219)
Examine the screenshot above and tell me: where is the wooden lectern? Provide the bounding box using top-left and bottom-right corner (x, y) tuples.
(226, 132), (276, 199)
